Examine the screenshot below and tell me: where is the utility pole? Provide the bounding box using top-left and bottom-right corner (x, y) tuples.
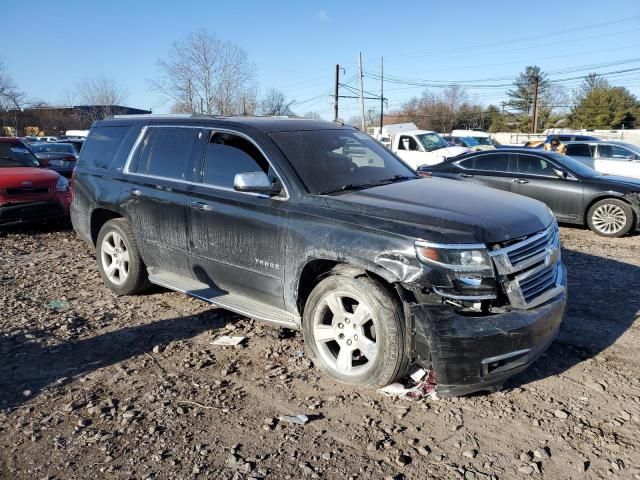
(334, 64), (340, 122)
(358, 52), (365, 132)
(531, 75), (539, 134)
(379, 56), (384, 132)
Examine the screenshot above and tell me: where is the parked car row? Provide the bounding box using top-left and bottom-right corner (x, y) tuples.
(0, 137), (71, 226)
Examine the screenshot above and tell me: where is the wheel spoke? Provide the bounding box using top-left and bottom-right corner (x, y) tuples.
(325, 292), (345, 319)
(351, 303), (371, 326)
(102, 242), (116, 255)
(314, 325), (335, 343)
(121, 250), (130, 263)
(335, 347), (353, 374)
(105, 261), (117, 277)
(358, 337), (377, 360)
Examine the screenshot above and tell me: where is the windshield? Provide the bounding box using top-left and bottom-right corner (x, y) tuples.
(459, 136), (480, 147)
(31, 143), (75, 154)
(270, 129), (417, 194)
(0, 143), (40, 168)
(415, 133), (449, 152)
(546, 151), (599, 178)
(473, 136), (494, 146)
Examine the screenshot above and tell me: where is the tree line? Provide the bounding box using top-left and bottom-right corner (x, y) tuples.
(387, 66), (640, 133)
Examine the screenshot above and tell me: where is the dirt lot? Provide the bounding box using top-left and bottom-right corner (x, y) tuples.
(0, 225), (639, 480)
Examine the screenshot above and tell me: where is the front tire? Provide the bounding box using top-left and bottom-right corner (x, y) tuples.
(96, 218), (149, 295)
(302, 272), (406, 387)
(587, 199), (634, 237)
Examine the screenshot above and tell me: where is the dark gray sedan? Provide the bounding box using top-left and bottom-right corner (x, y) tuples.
(419, 148), (640, 237)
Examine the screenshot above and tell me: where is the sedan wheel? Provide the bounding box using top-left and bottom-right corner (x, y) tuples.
(587, 199), (634, 238)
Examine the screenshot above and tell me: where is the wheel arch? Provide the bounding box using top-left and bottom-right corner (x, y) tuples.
(90, 208), (123, 246)
(295, 259), (403, 318)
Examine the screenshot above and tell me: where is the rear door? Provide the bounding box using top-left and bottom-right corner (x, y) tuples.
(594, 144), (640, 178)
(455, 151), (516, 192)
(186, 129), (287, 308)
(122, 125), (204, 278)
(511, 153), (583, 222)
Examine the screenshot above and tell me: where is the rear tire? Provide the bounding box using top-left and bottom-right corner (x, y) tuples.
(96, 218), (150, 295)
(302, 272), (406, 387)
(587, 199), (634, 238)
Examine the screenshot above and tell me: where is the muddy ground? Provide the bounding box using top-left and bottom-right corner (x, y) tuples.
(0, 225), (638, 480)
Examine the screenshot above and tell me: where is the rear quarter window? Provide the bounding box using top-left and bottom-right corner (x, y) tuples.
(79, 125), (133, 170)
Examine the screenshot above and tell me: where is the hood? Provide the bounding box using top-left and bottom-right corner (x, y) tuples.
(590, 174), (640, 191)
(0, 167), (60, 187)
(325, 178), (553, 244)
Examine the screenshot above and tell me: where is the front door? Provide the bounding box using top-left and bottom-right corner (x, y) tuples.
(122, 126), (204, 278)
(187, 130), (287, 308)
(511, 153), (584, 223)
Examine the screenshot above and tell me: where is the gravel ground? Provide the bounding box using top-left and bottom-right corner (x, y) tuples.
(0, 225), (639, 480)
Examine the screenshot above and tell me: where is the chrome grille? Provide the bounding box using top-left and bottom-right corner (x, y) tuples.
(490, 223), (564, 309)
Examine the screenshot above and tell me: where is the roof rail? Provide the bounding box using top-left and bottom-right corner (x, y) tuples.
(109, 113), (213, 120)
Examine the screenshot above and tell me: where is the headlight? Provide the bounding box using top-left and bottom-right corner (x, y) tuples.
(415, 241), (492, 272)
(55, 176), (70, 192)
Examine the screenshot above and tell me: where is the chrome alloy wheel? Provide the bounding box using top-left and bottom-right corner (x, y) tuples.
(592, 203), (627, 235)
(100, 231), (130, 286)
(312, 291), (379, 377)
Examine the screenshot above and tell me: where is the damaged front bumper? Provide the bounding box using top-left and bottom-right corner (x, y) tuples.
(409, 265), (567, 397)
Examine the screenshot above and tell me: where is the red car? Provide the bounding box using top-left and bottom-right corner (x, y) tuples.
(0, 137), (71, 226)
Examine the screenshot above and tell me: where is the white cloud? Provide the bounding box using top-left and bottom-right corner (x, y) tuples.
(317, 9), (330, 22)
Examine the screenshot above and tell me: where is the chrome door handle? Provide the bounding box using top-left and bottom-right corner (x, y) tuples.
(513, 178), (529, 184)
(190, 201), (212, 211)
(460, 173), (473, 178)
(130, 189), (142, 196)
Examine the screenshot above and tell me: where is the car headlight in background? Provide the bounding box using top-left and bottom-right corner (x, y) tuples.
(55, 176), (70, 192)
(415, 241), (493, 272)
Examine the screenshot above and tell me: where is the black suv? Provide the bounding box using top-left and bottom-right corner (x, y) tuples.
(72, 115), (567, 397)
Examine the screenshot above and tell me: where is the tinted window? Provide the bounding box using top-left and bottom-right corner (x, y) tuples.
(558, 136), (572, 142)
(270, 129), (416, 194)
(461, 153), (511, 172)
(565, 144), (593, 157)
(516, 154), (557, 177)
(201, 132), (269, 188)
(81, 126), (130, 170)
(610, 145), (635, 159)
(134, 127), (201, 180)
(0, 143), (40, 167)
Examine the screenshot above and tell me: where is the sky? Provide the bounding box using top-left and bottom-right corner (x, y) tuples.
(3, 0), (640, 120)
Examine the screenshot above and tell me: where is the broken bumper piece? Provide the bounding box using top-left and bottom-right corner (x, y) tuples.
(410, 267), (567, 398)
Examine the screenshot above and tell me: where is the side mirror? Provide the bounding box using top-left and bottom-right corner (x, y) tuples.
(552, 168), (568, 180)
(233, 171), (281, 195)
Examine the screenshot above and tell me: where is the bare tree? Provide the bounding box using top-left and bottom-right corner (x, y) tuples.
(68, 74), (128, 122)
(0, 59), (25, 110)
(260, 88), (295, 116)
(302, 111), (322, 120)
(152, 30), (257, 116)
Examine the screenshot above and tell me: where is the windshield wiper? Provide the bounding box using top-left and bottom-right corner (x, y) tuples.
(317, 184), (372, 195)
(377, 174), (418, 183)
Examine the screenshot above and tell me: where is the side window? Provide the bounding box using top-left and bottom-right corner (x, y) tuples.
(398, 135), (419, 151)
(611, 145), (635, 159)
(597, 145), (613, 158)
(80, 126), (130, 170)
(516, 154), (556, 177)
(133, 127), (201, 180)
(565, 144), (593, 157)
(465, 153), (511, 172)
(201, 132), (269, 188)
(558, 136), (572, 142)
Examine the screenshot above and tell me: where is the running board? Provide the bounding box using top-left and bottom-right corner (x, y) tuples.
(147, 270), (300, 328)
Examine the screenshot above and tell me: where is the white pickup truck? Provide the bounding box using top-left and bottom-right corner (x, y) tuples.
(382, 123), (468, 169)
